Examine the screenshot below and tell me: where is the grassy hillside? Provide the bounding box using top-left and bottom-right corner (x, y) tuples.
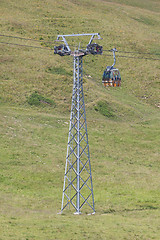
(0, 0), (160, 239)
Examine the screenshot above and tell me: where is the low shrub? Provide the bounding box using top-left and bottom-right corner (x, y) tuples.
(27, 92), (55, 107)
(94, 101), (114, 118)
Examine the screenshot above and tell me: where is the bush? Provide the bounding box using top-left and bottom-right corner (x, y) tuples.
(94, 101), (114, 118)
(27, 92), (55, 107)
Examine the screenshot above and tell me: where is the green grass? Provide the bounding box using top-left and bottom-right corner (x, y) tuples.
(0, 0), (160, 239)
(0, 102), (160, 239)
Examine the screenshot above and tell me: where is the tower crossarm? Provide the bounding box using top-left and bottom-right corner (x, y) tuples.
(55, 33), (102, 56)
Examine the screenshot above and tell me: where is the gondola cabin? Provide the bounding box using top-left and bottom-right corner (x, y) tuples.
(102, 67), (121, 87)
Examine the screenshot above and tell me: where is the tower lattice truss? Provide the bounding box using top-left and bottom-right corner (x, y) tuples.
(61, 56), (95, 214)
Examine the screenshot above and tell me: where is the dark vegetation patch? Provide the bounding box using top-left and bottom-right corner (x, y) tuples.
(27, 92), (55, 107)
(46, 66), (72, 76)
(94, 101), (115, 118)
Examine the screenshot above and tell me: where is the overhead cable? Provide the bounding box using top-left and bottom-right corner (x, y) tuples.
(1, 34), (160, 56)
(0, 34), (54, 44)
(0, 41), (160, 61)
(102, 53), (160, 61)
(103, 49), (160, 56)
(0, 41), (52, 50)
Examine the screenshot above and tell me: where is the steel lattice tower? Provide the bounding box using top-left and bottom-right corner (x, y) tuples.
(54, 33), (102, 214)
(61, 55), (95, 214)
